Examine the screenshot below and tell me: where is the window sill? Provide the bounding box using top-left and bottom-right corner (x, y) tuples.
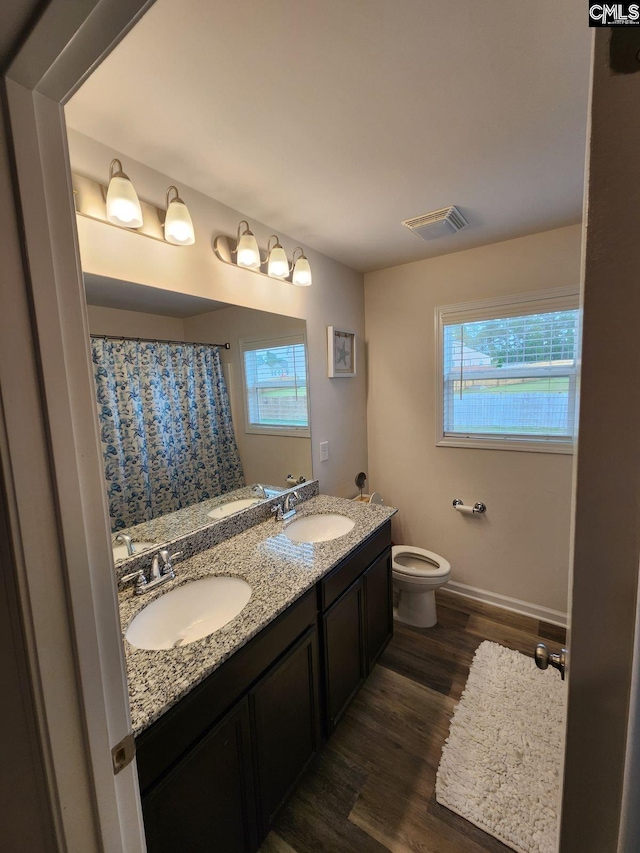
(245, 426), (311, 439)
(437, 435), (575, 455)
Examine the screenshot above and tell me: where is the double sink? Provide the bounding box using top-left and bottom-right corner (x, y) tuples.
(125, 513), (355, 651)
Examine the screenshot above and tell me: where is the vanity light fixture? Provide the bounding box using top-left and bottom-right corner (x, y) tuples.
(291, 248), (312, 287)
(105, 159), (143, 228)
(266, 235), (290, 279)
(235, 220), (261, 269)
(212, 223), (313, 286)
(164, 185), (195, 245)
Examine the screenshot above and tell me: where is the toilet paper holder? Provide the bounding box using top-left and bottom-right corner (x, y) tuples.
(453, 499), (487, 514)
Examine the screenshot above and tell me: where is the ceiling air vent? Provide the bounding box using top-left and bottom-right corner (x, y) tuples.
(402, 206), (468, 241)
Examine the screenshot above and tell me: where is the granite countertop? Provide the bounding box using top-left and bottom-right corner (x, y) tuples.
(111, 483), (284, 553)
(119, 494), (396, 736)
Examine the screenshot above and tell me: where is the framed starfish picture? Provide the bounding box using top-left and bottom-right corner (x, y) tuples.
(327, 326), (356, 377)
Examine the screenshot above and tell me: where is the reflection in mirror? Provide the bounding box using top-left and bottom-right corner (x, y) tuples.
(84, 276), (313, 559)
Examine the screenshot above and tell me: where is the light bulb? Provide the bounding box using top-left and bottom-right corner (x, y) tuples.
(292, 253), (312, 286)
(268, 244), (289, 279)
(164, 188), (195, 245)
(106, 160), (143, 228)
(236, 223), (261, 269)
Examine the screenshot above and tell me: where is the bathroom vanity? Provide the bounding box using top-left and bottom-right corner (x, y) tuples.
(119, 495), (395, 852)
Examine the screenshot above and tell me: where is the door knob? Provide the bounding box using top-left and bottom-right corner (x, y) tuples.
(534, 643), (567, 680)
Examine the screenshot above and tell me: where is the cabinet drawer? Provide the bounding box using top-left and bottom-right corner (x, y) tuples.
(136, 587), (316, 793)
(319, 522), (391, 611)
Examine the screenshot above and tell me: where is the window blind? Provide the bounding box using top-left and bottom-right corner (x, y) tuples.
(241, 336), (309, 432)
(442, 309), (579, 442)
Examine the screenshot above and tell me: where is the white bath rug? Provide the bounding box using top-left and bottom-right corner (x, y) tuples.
(435, 640), (566, 853)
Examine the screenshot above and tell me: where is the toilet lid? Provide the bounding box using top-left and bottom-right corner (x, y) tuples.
(392, 545), (451, 578)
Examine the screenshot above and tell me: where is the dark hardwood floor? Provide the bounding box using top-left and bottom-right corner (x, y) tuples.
(260, 589), (567, 853)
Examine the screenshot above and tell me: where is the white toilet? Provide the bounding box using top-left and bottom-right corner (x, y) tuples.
(392, 545), (451, 628)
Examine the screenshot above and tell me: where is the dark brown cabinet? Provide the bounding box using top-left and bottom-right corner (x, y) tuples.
(364, 549), (393, 669)
(142, 698), (256, 853)
(136, 522), (392, 852)
(250, 626), (320, 837)
(322, 578), (366, 733)
(318, 523), (392, 737)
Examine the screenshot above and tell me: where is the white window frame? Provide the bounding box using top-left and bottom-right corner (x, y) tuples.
(240, 334), (311, 438)
(435, 287), (580, 454)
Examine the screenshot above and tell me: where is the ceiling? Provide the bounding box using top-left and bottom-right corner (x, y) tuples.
(66, 0), (592, 273)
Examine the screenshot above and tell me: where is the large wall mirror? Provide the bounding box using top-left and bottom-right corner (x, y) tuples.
(84, 275), (313, 561)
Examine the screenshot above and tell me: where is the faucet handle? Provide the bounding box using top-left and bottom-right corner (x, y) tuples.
(119, 569), (147, 591)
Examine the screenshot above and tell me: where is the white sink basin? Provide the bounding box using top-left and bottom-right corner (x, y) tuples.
(125, 576), (252, 650)
(113, 540), (156, 562)
(207, 498), (261, 520)
(283, 513), (355, 543)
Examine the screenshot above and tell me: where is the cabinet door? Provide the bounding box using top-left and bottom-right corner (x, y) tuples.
(250, 626), (320, 840)
(322, 577), (366, 735)
(142, 698), (257, 853)
(364, 549), (393, 670)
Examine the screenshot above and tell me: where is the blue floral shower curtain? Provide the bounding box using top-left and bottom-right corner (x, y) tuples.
(91, 337), (245, 530)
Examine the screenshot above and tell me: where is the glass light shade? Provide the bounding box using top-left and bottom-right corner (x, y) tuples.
(237, 231), (261, 269)
(165, 199), (195, 245)
(267, 245), (290, 278)
(106, 175), (143, 228)
(292, 255), (312, 286)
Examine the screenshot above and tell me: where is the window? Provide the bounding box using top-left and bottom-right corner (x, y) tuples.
(240, 335), (310, 436)
(436, 288), (580, 453)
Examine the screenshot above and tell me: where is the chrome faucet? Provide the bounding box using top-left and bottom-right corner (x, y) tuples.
(272, 490), (301, 522)
(119, 549), (182, 596)
(284, 490), (301, 513)
(115, 532), (134, 556)
(251, 483), (268, 499)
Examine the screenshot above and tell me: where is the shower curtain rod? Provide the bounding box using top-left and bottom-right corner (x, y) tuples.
(91, 334), (231, 350)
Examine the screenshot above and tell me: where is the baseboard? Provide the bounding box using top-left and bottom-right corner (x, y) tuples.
(443, 580), (568, 628)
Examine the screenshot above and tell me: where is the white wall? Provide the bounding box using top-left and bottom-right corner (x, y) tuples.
(86, 304), (185, 340)
(68, 129), (367, 497)
(365, 224), (581, 615)
(184, 306), (312, 488)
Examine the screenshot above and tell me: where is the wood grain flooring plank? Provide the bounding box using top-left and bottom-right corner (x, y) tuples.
(428, 602), (471, 631)
(426, 789), (512, 853)
(437, 590), (540, 634)
(267, 746), (388, 853)
(380, 619), (481, 695)
(351, 793), (510, 853)
(262, 595), (552, 853)
(330, 695), (451, 797)
(259, 832), (299, 853)
(343, 665), (457, 757)
(465, 613), (565, 659)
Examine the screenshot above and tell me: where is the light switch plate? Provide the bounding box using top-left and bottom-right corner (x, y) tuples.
(320, 441), (329, 462)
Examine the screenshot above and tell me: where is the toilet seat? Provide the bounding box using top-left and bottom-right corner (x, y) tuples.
(392, 545), (451, 579)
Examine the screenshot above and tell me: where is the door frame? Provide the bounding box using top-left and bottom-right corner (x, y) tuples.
(2, 9), (639, 853)
(560, 28), (640, 853)
(2, 1), (155, 850)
